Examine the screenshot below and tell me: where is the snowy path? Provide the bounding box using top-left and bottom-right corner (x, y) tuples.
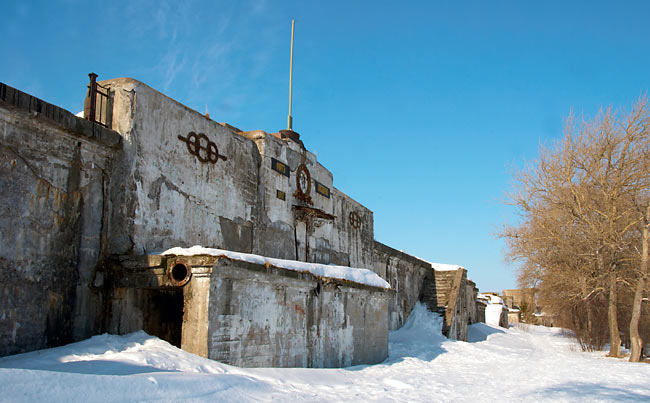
(1, 304), (649, 402)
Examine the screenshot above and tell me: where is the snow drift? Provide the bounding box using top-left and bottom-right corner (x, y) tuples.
(1, 303), (649, 402)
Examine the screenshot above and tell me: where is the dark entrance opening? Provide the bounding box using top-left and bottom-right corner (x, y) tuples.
(142, 289), (184, 348)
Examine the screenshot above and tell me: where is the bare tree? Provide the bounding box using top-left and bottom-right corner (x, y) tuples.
(503, 97), (650, 360)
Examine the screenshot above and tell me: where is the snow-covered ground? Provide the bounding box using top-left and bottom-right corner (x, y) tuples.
(1, 303), (649, 402)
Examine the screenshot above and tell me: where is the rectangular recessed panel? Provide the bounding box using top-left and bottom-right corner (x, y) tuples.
(271, 158), (290, 177)
(315, 181), (330, 198)
(276, 190), (286, 200)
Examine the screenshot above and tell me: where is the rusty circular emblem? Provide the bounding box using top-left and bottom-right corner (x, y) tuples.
(178, 132), (227, 164)
(296, 164), (311, 195)
(349, 211), (361, 229)
(293, 163), (313, 204)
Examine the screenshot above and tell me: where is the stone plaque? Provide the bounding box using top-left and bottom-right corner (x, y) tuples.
(276, 190), (286, 201)
(271, 158), (290, 177)
(315, 181), (330, 198)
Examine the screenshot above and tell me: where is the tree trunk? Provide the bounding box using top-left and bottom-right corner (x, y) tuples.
(629, 206), (649, 362)
(586, 303), (593, 333)
(607, 271), (622, 357)
(582, 278), (594, 338)
(629, 277), (646, 361)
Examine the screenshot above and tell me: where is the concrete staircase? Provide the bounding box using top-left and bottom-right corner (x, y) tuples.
(421, 270), (458, 314)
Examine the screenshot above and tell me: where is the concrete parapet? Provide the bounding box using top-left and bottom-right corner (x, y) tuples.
(373, 241), (430, 330)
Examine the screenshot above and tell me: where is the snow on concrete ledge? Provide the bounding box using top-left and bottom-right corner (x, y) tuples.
(396, 250), (465, 272)
(160, 245), (391, 290)
(430, 262), (465, 271)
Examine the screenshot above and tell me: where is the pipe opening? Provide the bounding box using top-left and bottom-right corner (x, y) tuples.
(169, 262), (191, 286)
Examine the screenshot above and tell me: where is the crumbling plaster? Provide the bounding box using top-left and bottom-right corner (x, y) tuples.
(104, 78), (375, 270)
(0, 84), (120, 356)
(103, 78), (260, 256)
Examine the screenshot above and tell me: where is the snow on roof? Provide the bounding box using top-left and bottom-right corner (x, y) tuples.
(430, 262), (465, 271)
(477, 293), (504, 305)
(397, 250), (466, 272)
(160, 245), (391, 289)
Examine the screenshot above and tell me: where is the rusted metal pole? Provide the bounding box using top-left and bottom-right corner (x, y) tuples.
(88, 72), (98, 122)
(287, 20), (295, 130)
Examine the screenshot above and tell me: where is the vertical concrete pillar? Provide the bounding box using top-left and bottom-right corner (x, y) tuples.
(181, 276), (210, 357)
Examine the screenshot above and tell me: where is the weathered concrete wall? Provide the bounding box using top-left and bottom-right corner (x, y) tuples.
(102, 78), (261, 255)
(442, 269), (468, 340)
(449, 274), (480, 340)
(332, 188), (375, 268)
(502, 288), (537, 310)
(508, 311), (520, 324)
(107, 254), (391, 368)
(421, 268), (478, 341)
(244, 130), (339, 263)
(0, 83), (120, 357)
(243, 131), (297, 260)
(466, 279), (479, 325)
(1, 76), (484, 363)
(207, 258), (389, 367)
(369, 243), (481, 339)
(373, 241), (430, 330)
(476, 301), (486, 323)
(243, 131), (375, 269)
(104, 79), (376, 271)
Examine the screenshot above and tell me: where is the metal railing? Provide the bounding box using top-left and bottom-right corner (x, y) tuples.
(84, 72), (111, 128)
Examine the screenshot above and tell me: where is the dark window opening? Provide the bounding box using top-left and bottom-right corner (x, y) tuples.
(142, 289), (184, 348)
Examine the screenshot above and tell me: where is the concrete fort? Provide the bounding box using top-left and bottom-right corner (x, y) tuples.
(0, 76), (482, 365)
(107, 251), (390, 368)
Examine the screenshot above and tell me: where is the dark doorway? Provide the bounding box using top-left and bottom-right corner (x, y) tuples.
(142, 289), (184, 348)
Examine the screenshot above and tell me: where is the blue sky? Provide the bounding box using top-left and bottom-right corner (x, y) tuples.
(3, 0), (650, 292)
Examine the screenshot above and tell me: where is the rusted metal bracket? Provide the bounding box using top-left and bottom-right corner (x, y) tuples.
(293, 205), (335, 221)
(178, 131), (227, 164)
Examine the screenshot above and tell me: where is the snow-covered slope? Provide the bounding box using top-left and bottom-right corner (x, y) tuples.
(1, 303), (649, 402)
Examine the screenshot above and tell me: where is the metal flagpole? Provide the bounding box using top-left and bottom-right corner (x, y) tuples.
(287, 19), (295, 130)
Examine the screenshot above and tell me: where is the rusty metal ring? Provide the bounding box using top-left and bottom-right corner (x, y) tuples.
(185, 132), (200, 155)
(196, 133), (210, 163)
(168, 261), (192, 286)
(208, 142), (219, 163)
(349, 211), (361, 229)
(178, 131), (227, 164)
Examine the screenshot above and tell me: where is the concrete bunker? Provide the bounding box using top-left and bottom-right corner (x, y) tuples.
(107, 250), (392, 368)
(0, 76), (481, 365)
